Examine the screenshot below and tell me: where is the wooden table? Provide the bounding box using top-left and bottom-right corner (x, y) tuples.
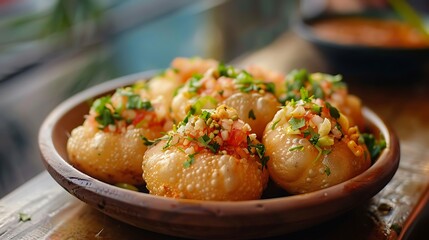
(2, 33), (429, 240)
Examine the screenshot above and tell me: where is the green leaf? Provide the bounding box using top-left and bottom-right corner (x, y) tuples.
(361, 133), (387, 162)
(303, 128), (320, 145)
(300, 87), (310, 102)
(92, 96), (111, 114)
(192, 96), (217, 115)
(218, 63), (237, 78)
(188, 74), (204, 93)
(19, 212), (31, 222)
(322, 149), (332, 155)
(254, 143), (266, 159)
(324, 166), (331, 176)
(126, 94), (153, 110)
(95, 108), (115, 129)
(248, 109), (256, 120)
(325, 102), (340, 119)
(288, 117), (305, 130)
(141, 136), (161, 146)
(200, 110), (211, 121)
(261, 156), (269, 169)
(311, 82), (325, 99)
(311, 104), (322, 115)
(289, 145), (304, 151)
(163, 135), (174, 150)
(265, 82), (276, 94)
(271, 119), (281, 130)
(286, 69), (308, 92)
(183, 153), (196, 168)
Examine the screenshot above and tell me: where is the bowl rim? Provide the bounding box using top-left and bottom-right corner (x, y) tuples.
(38, 70), (400, 219)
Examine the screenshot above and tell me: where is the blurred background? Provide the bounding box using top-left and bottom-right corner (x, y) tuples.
(1, 0), (428, 198)
(0, 0), (296, 197)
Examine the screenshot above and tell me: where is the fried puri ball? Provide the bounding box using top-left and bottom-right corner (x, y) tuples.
(142, 105), (269, 201)
(263, 96), (371, 194)
(148, 57), (219, 106)
(67, 84), (170, 185)
(283, 69), (365, 130)
(246, 64), (286, 98)
(171, 64), (280, 137)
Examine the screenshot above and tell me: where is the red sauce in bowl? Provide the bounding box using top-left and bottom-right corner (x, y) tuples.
(311, 17), (429, 48)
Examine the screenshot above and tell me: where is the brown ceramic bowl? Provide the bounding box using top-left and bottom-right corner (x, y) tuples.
(38, 71), (400, 240)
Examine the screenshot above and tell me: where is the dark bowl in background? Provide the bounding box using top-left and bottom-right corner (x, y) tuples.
(293, 10), (429, 81)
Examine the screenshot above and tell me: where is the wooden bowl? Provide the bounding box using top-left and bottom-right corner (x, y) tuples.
(38, 71), (400, 239)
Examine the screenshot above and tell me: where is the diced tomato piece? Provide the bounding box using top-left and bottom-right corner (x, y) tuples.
(132, 111), (146, 126)
(226, 129), (247, 147)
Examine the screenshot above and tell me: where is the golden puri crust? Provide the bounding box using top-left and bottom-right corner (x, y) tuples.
(142, 141), (269, 201)
(263, 126), (370, 194)
(67, 125), (162, 185)
(223, 92), (280, 137)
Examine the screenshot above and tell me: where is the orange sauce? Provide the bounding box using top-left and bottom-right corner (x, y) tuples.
(311, 17), (429, 48)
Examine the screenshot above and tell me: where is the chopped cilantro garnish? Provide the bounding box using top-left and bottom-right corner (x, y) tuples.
(233, 70), (273, 94)
(248, 109), (256, 120)
(197, 134), (220, 153)
(92, 96), (111, 114)
(163, 135), (174, 150)
(192, 96), (217, 114)
(287, 69), (308, 91)
(288, 117), (305, 130)
(303, 128), (320, 145)
(300, 87), (310, 102)
(324, 166), (331, 176)
(96, 109), (114, 127)
(92, 96), (122, 129)
(361, 133), (387, 162)
(311, 82), (325, 99)
(183, 153), (196, 168)
(19, 212), (31, 222)
(188, 74), (204, 93)
(314, 145), (323, 162)
(261, 156), (269, 169)
(311, 104), (322, 115)
(247, 140), (269, 168)
(271, 119), (281, 130)
(218, 63), (237, 78)
(265, 82), (275, 94)
(325, 102), (340, 119)
(200, 110), (211, 121)
(141, 136), (161, 146)
(253, 143), (266, 159)
(322, 149), (332, 155)
(126, 95), (152, 110)
(289, 145), (304, 151)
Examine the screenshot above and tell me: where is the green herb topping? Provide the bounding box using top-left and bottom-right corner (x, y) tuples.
(289, 145), (304, 151)
(248, 109), (256, 120)
(19, 212), (31, 222)
(183, 153), (196, 168)
(289, 117), (305, 130)
(360, 133), (387, 162)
